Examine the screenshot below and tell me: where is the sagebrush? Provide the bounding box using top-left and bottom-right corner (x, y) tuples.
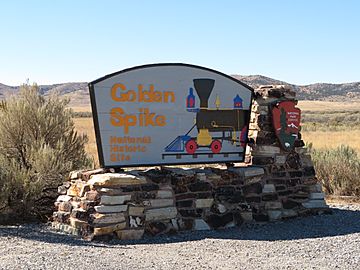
(0, 83), (92, 220)
(311, 144), (360, 196)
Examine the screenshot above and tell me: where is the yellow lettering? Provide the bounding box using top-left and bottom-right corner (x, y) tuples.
(110, 107), (125, 126)
(110, 107), (137, 134)
(156, 115), (166, 126)
(164, 91), (175, 103)
(111, 83), (127, 102)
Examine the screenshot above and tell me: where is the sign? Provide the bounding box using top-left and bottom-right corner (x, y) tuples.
(272, 100), (301, 151)
(89, 63), (253, 168)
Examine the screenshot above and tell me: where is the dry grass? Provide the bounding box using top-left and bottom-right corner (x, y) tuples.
(73, 117), (98, 166)
(302, 130), (360, 153)
(299, 101), (360, 152)
(298, 100), (360, 112)
(326, 195), (360, 205)
(70, 105), (92, 112)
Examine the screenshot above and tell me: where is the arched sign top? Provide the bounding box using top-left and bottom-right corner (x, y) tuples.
(89, 63), (253, 168)
(89, 63), (254, 93)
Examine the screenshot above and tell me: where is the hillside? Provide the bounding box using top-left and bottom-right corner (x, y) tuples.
(0, 82), (89, 106)
(233, 75), (360, 101)
(1, 76), (360, 105)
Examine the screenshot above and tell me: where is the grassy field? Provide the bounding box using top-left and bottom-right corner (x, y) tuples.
(298, 100), (360, 112)
(303, 130), (360, 152)
(72, 101), (360, 164)
(298, 101), (360, 152)
(73, 117), (98, 165)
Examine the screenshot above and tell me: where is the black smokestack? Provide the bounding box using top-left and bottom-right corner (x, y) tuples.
(193, 79), (215, 109)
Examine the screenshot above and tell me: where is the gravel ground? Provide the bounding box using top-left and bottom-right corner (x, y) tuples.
(0, 204), (359, 270)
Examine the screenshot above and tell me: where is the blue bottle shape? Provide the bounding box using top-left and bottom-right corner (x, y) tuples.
(233, 94), (243, 108)
(186, 87), (196, 108)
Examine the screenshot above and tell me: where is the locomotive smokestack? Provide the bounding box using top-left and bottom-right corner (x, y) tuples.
(193, 79), (215, 109)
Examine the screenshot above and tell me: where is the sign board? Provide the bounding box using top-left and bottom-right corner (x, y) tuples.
(272, 100), (301, 151)
(89, 63), (253, 168)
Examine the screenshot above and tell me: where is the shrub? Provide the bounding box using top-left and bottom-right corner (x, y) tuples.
(0, 83), (92, 220)
(310, 145), (360, 196)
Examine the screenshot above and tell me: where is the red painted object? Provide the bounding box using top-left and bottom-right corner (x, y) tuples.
(272, 101), (301, 151)
(185, 139), (198, 154)
(210, 140), (222, 153)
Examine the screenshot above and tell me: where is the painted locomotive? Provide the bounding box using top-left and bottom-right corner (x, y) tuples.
(164, 78), (250, 155)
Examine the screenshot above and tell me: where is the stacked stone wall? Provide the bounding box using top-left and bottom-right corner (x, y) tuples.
(52, 85), (329, 240)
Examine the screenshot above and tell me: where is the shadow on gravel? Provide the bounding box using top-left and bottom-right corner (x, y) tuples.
(1, 206), (359, 247)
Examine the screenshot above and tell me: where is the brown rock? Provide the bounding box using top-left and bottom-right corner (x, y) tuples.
(116, 229), (144, 240)
(93, 222), (126, 236)
(58, 201), (72, 212)
(69, 217), (87, 229)
(85, 190), (100, 202)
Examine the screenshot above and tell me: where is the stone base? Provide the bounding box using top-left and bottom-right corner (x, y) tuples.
(52, 166), (329, 241)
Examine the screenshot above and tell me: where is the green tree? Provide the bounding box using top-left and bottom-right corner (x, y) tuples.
(0, 83), (92, 220)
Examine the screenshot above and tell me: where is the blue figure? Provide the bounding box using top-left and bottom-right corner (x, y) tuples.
(233, 94), (243, 108)
(186, 87), (196, 108)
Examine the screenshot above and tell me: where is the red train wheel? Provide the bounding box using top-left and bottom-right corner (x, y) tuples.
(185, 139), (197, 154)
(210, 140), (222, 154)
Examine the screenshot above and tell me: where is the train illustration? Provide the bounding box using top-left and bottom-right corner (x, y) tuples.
(163, 78), (250, 157)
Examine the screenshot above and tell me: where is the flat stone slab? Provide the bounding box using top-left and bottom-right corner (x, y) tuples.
(262, 184), (276, 193)
(150, 199), (174, 208)
(229, 166), (265, 178)
(309, 192), (325, 200)
(100, 195), (132, 205)
(89, 173), (147, 187)
(129, 206), (145, 216)
(93, 222), (126, 236)
(156, 190), (173, 199)
(92, 213), (126, 224)
(302, 200), (328, 209)
(56, 195), (72, 202)
(195, 199), (214, 208)
(145, 207), (177, 221)
(94, 205), (128, 213)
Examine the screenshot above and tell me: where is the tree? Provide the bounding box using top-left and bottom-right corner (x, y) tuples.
(0, 83), (92, 220)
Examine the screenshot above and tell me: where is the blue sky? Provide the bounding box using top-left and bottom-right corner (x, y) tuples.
(0, 0), (359, 86)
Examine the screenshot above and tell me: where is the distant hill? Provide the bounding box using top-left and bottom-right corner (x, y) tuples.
(232, 75), (360, 101)
(0, 82), (89, 106)
(1, 76), (360, 106)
